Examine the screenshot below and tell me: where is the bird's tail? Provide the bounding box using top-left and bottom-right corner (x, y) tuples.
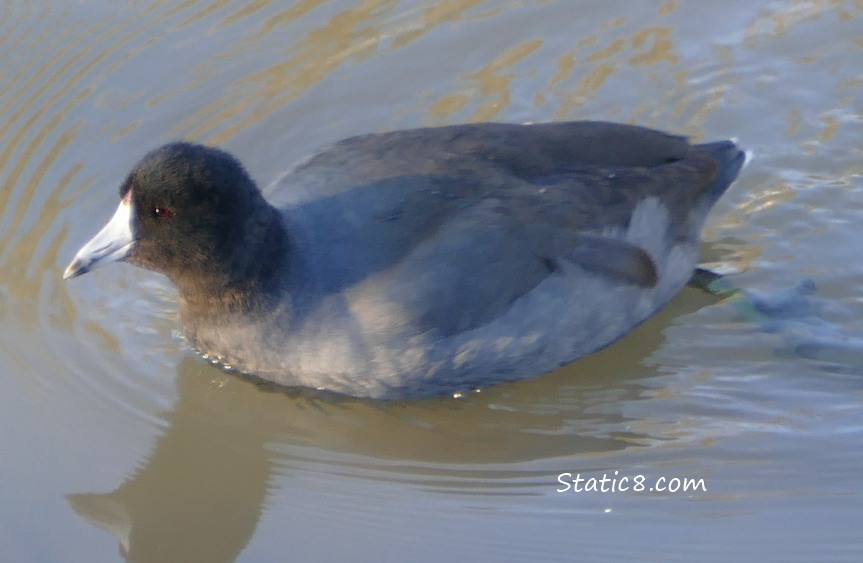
(696, 139), (750, 207)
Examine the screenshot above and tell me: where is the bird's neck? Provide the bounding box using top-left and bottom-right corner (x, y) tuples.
(174, 204), (292, 325)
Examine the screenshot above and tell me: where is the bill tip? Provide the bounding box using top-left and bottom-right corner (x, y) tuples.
(63, 260), (86, 280)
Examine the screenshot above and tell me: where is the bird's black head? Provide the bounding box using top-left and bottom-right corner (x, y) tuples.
(122, 143), (262, 277)
(65, 142), (283, 292)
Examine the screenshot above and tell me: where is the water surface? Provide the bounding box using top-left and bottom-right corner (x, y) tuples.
(1, 1), (862, 561)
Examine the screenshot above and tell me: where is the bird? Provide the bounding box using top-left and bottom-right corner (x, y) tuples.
(64, 121), (747, 399)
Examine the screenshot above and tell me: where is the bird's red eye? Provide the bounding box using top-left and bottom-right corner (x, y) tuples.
(154, 207), (174, 219)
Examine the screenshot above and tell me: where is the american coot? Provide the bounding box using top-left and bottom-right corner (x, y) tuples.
(64, 121), (747, 399)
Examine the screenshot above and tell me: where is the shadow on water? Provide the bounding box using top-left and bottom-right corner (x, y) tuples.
(68, 283), (724, 562)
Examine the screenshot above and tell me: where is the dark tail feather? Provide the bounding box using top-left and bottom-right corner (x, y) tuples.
(697, 140), (748, 206)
